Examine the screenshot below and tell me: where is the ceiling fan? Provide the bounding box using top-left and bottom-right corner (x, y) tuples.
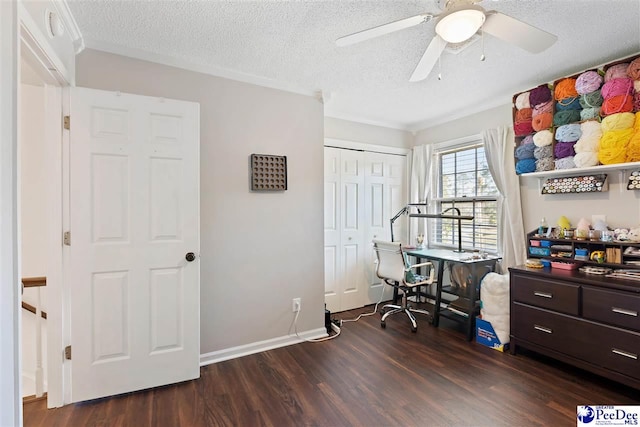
(336, 0), (557, 82)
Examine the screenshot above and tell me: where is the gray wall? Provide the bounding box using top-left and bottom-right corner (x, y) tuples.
(76, 49), (325, 354)
(414, 103), (640, 241)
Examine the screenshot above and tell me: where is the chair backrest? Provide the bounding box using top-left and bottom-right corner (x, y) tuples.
(372, 240), (406, 283)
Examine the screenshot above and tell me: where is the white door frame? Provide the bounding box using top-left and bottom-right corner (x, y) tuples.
(1, 2), (22, 425)
(17, 5), (71, 410)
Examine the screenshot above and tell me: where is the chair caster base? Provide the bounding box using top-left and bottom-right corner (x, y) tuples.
(380, 321), (386, 328)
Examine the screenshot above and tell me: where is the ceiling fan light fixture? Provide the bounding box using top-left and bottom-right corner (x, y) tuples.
(435, 8), (485, 44)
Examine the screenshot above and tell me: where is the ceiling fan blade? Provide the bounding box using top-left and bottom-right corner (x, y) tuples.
(336, 14), (432, 47)
(409, 34), (447, 82)
(483, 11), (557, 53)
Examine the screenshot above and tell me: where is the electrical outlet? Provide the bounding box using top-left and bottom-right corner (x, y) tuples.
(292, 298), (301, 312)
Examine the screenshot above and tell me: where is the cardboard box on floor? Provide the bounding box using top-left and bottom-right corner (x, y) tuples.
(476, 317), (509, 352)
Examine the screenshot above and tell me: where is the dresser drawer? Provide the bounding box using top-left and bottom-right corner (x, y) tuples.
(511, 274), (579, 315)
(512, 303), (587, 359)
(581, 319), (640, 380)
(583, 286), (640, 332)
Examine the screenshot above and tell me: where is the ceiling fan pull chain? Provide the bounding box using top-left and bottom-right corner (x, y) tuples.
(480, 27), (486, 61)
(438, 55), (442, 80)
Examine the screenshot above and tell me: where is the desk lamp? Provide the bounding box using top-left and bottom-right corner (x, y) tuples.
(409, 207), (474, 253)
(389, 203), (428, 242)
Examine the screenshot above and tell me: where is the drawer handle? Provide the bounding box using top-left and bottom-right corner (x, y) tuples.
(534, 324), (553, 334)
(534, 291), (553, 299)
(612, 348), (638, 360)
(612, 307), (638, 317)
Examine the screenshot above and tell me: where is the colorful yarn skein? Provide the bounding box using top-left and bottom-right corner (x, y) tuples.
(554, 110), (581, 126)
(515, 92), (531, 110)
(605, 63), (629, 82)
(574, 152), (599, 168)
(579, 91), (603, 108)
(555, 123), (582, 142)
(522, 135), (535, 144)
(601, 93), (634, 116)
(556, 97), (582, 111)
(532, 100), (553, 117)
(554, 78), (578, 100)
(529, 85), (552, 106)
(627, 57), (640, 80)
(534, 145), (553, 159)
(533, 130), (553, 147)
(575, 70), (603, 95)
(555, 156), (576, 170)
(536, 157), (554, 172)
(515, 108), (532, 123)
(627, 130), (640, 162)
(514, 121), (534, 136)
(554, 142), (576, 159)
(601, 112), (635, 132)
(515, 143), (536, 160)
(515, 158), (536, 174)
(574, 120), (602, 153)
(532, 113), (553, 131)
(581, 108), (600, 121)
(598, 128), (634, 164)
(601, 78), (633, 99)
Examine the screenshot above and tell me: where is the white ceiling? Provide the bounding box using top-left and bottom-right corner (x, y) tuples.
(66, 0), (640, 131)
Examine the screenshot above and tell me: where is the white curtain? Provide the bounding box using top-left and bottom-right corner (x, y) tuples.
(483, 126), (526, 271)
(409, 144), (433, 241)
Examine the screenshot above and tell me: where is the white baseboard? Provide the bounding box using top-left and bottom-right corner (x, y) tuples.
(199, 327), (328, 366)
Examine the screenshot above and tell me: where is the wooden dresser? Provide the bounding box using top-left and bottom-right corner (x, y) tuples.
(509, 266), (640, 389)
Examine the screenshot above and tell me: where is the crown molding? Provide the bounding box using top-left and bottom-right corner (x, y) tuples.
(324, 109), (410, 131)
(52, 0), (84, 53)
(83, 38), (318, 98)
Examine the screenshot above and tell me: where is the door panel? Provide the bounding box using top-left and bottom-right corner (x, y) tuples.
(69, 87), (200, 403)
(363, 152), (406, 305)
(324, 147), (406, 311)
(324, 148), (341, 312)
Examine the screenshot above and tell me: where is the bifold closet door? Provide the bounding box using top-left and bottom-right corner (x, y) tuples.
(324, 147), (365, 313)
(324, 146), (407, 313)
(363, 152), (407, 305)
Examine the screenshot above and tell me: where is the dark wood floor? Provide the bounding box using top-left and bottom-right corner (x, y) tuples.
(25, 303), (640, 426)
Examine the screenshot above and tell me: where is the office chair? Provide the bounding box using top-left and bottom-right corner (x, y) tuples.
(373, 239), (435, 332)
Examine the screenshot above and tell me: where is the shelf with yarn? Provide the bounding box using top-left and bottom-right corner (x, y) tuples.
(513, 52), (640, 177)
(518, 160), (640, 178)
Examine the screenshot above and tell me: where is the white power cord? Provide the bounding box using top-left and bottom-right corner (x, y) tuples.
(291, 306), (341, 342)
(290, 261), (389, 342)
(338, 280), (387, 325)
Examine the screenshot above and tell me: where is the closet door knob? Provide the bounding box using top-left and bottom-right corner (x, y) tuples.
(185, 252), (196, 262)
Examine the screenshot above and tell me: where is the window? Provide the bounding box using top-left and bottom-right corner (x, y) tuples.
(431, 143), (498, 253)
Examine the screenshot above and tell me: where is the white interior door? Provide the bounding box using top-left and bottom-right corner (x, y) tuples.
(363, 152), (407, 305)
(324, 147), (365, 312)
(324, 148), (341, 313)
(338, 149), (365, 311)
(68, 87), (200, 402)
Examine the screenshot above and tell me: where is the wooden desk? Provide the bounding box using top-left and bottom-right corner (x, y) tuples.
(404, 248), (500, 341)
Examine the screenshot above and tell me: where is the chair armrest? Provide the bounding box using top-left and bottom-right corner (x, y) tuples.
(408, 261), (435, 283)
(410, 262), (432, 269)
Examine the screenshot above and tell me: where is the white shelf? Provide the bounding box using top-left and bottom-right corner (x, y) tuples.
(518, 161), (640, 179)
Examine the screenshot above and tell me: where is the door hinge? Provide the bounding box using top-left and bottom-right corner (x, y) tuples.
(63, 115), (70, 130)
(64, 345), (71, 360)
(63, 231), (71, 246)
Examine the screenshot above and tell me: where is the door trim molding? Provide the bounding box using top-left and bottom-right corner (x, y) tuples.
(324, 138), (410, 156)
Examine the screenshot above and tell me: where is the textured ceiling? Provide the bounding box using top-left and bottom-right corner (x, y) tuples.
(67, 0), (640, 130)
